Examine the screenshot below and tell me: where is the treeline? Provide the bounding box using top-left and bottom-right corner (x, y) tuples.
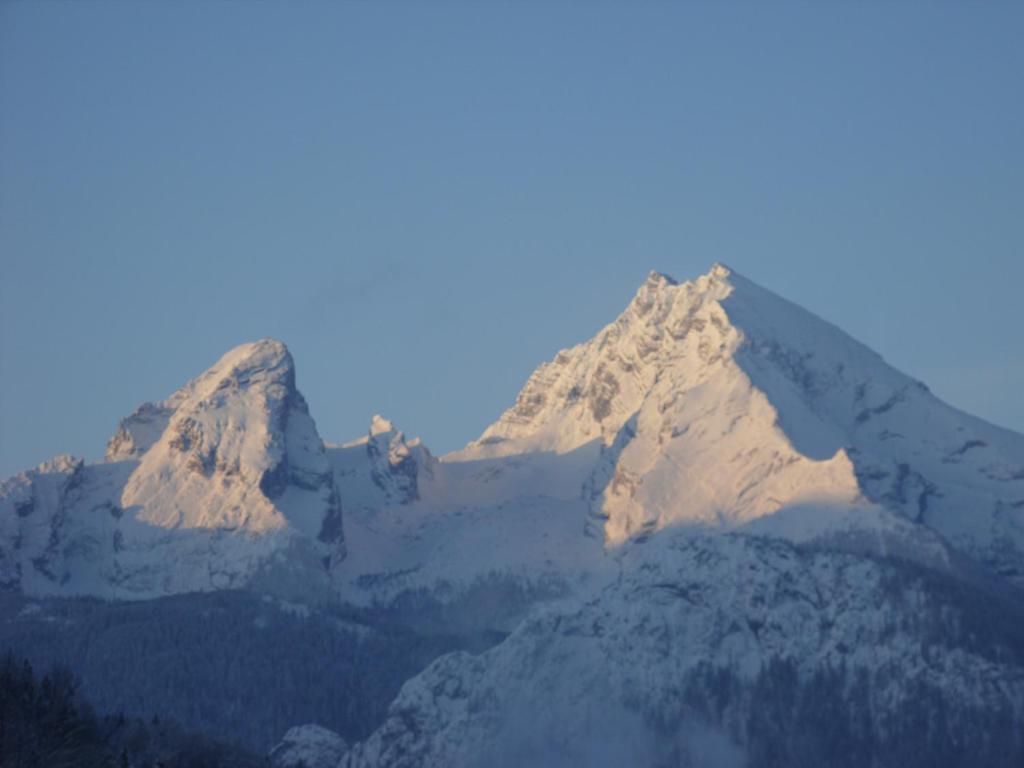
(0, 651), (260, 768)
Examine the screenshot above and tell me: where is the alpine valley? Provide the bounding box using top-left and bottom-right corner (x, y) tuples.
(2, 265), (1023, 768)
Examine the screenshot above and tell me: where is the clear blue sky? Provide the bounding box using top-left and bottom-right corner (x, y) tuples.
(1, 2), (1022, 477)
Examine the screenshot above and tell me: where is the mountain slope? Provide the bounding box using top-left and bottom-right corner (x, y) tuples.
(344, 530), (1024, 768)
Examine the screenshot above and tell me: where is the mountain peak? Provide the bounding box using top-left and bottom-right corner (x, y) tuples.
(628, 263), (740, 318)
(470, 263), (753, 450)
(644, 270), (678, 287)
(118, 335), (343, 555)
(707, 261), (734, 280)
(200, 338), (294, 391)
(369, 414), (396, 437)
(326, 415), (435, 507)
(106, 339), (295, 463)
(219, 337), (291, 369)
(641, 263), (734, 293)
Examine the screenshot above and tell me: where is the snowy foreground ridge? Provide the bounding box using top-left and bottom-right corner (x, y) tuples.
(3, 264), (1024, 767)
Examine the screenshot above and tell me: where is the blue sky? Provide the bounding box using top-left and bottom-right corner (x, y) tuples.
(1, 2), (1022, 477)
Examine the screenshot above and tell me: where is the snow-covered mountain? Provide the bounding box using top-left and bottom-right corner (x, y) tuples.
(0, 339), (345, 597)
(5, 266), (1021, 602)
(2, 265), (1024, 767)
(454, 264), (1024, 580)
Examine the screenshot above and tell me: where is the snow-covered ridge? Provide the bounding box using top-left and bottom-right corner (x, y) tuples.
(2, 265), (1023, 600)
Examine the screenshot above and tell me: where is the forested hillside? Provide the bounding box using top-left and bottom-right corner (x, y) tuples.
(0, 651), (259, 767)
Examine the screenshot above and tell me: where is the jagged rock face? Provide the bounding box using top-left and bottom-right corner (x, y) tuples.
(327, 415), (437, 511)
(474, 270), (717, 452)
(0, 339), (345, 598)
(460, 265), (1024, 580)
(269, 724), (349, 768)
(343, 532), (1024, 768)
(366, 415), (429, 505)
